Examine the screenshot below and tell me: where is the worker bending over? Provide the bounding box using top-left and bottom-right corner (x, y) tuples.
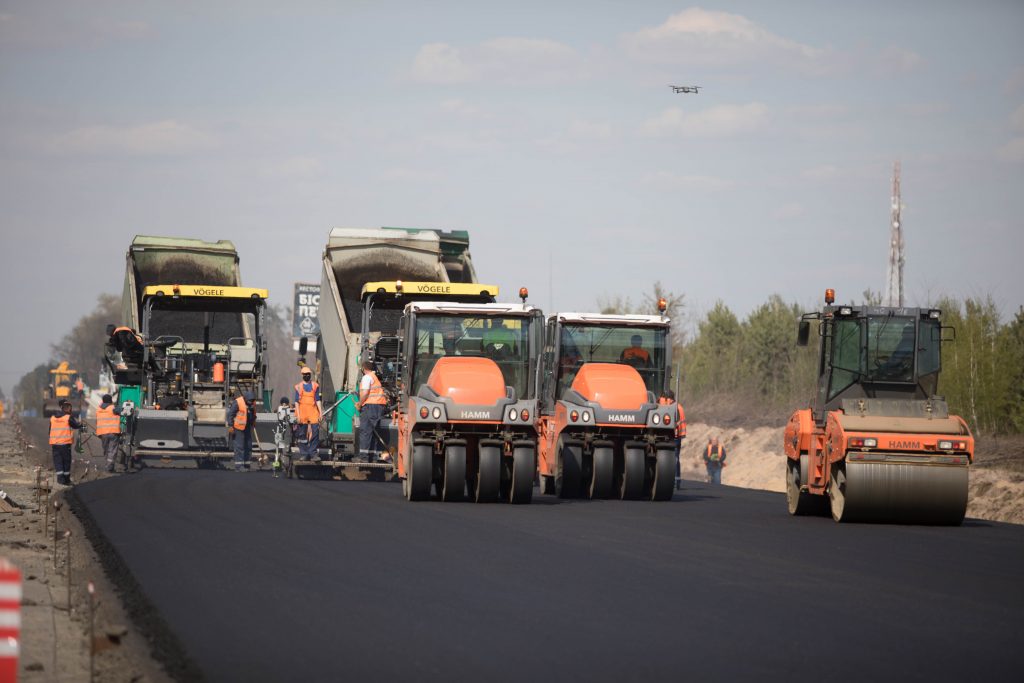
(295, 367), (323, 461)
(356, 358), (388, 463)
(95, 394), (123, 472)
(49, 399), (83, 486)
(228, 391), (257, 471)
(704, 437), (727, 485)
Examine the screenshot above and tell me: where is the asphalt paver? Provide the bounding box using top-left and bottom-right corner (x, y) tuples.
(74, 470), (1024, 682)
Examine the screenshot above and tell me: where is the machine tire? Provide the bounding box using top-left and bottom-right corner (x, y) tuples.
(786, 459), (826, 516)
(828, 464), (848, 522)
(407, 444), (433, 501)
(475, 445), (502, 503)
(442, 444), (467, 502)
(650, 449), (675, 501)
(588, 446), (614, 499)
(620, 447), (645, 500)
(555, 438), (582, 499)
(508, 446), (535, 505)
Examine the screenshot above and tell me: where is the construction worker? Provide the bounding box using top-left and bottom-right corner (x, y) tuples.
(356, 358), (388, 463)
(620, 334), (651, 368)
(49, 400), (83, 486)
(659, 390), (687, 490)
(482, 319), (516, 357)
(95, 393), (123, 473)
(75, 377), (85, 399)
(294, 366), (323, 461)
(227, 390), (257, 471)
(703, 436), (727, 485)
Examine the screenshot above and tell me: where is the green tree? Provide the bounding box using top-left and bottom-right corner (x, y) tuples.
(13, 363), (51, 411)
(680, 301), (742, 396)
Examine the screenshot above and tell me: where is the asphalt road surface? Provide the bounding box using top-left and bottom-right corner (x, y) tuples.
(74, 471), (1024, 683)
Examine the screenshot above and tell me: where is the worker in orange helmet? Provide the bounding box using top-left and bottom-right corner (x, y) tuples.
(659, 389), (687, 490)
(294, 366), (323, 461)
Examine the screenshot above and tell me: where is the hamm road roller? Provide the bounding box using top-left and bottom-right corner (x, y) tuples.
(397, 290), (543, 503)
(785, 289), (973, 524)
(536, 303), (678, 501)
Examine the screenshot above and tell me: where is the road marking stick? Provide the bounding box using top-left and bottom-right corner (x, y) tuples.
(0, 558), (23, 682)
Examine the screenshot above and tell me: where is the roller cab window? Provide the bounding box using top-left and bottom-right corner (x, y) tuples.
(556, 325), (667, 399)
(866, 316), (918, 383)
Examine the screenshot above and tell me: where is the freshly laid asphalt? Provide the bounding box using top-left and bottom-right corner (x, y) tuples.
(74, 471), (1024, 683)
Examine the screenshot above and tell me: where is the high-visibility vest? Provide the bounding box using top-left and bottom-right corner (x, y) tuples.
(621, 347), (650, 364)
(706, 444), (723, 462)
(232, 397), (248, 431)
(95, 405), (120, 435)
(49, 415), (73, 445)
(295, 382), (320, 424)
(361, 371), (387, 406)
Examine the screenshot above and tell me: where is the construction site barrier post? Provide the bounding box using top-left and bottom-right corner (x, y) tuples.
(0, 558), (23, 682)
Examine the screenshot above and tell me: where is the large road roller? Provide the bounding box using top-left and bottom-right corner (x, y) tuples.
(536, 303), (678, 501)
(784, 289), (973, 524)
(397, 288), (543, 503)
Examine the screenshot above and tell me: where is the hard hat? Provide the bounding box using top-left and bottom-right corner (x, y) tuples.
(300, 367), (312, 377)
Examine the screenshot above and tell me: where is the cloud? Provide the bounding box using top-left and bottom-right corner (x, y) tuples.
(641, 103), (769, 138)
(621, 8), (824, 71)
(49, 120), (218, 156)
(875, 46), (925, 74)
(439, 99), (482, 117)
(643, 171), (734, 192)
(772, 202), (805, 220)
(998, 137), (1024, 163)
(801, 165), (840, 181)
(412, 37), (583, 85)
(566, 119), (611, 141)
(1011, 104), (1024, 133)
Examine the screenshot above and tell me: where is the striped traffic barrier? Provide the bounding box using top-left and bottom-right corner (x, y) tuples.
(0, 558), (21, 683)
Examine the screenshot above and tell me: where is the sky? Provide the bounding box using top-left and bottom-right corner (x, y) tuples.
(1, 0), (1023, 394)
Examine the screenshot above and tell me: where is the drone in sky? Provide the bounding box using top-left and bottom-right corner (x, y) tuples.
(669, 85), (701, 94)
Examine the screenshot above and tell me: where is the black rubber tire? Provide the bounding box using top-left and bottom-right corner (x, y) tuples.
(650, 449), (675, 501)
(620, 447), (645, 500)
(555, 438), (582, 499)
(442, 444), (467, 502)
(475, 445), (502, 503)
(509, 446), (535, 505)
(589, 446), (614, 499)
(407, 444), (433, 501)
(829, 464), (847, 522)
(786, 459), (827, 516)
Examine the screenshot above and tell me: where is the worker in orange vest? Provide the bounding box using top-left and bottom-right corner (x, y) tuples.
(95, 393), (123, 473)
(703, 436), (727, 485)
(227, 391), (256, 471)
(659, 390), (687, 490)
(49, 400), (84, 486)
(355, 358), (388, 463)
(619, 334), (651, 368)
(294, 367), (323, 461)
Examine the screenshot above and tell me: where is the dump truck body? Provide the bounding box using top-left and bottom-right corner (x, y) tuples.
(313, 228), (479, 463)
(108, 236), (275, 467)
(784, 294), (972, 524)
(536, 313), (678, 501)
(397, 299), (544, 503)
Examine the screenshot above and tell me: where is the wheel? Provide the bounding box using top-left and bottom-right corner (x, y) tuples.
(829, 464), (847, 522)
(475, 445), (502, 503)
(555, 438), (582, 499)
(620, 447), (645, 500)
(786, 459), (826, 515)
(588, 446), (614, 499)
(442, 444), (467, 502)
(508, 446), (535, 504)
(407, 444), (433, 501)
(650, 449), (675, 501)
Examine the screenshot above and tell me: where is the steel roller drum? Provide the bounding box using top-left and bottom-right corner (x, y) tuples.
(833, 459), (968, 525)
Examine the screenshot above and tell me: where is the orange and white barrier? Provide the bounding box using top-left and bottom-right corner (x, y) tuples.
(0, 559), (21, 683)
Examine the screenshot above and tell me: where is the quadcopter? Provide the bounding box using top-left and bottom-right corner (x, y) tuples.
(669, 85), (701, 94)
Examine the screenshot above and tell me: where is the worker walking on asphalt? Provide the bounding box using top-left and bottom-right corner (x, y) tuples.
(294, 367), (323, 461)
(659, 390), (687, 490)
(49, 399), (83, 486)
(228, 391), (257, 471)
(704, 436), (727, 485)
(95, 393), (123, 473)
(356, 358), (388, 463)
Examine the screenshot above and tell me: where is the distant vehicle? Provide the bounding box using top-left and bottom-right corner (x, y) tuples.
(43, 361), (85, 417)
(669, 85), (701, 94)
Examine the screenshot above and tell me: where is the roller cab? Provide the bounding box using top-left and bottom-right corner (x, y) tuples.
(785, 292), (972, 524)
(536, 312), (678, 501)
(396, 299), (543, 503)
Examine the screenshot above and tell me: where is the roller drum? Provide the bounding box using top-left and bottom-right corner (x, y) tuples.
(837, 460), (968, 525)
